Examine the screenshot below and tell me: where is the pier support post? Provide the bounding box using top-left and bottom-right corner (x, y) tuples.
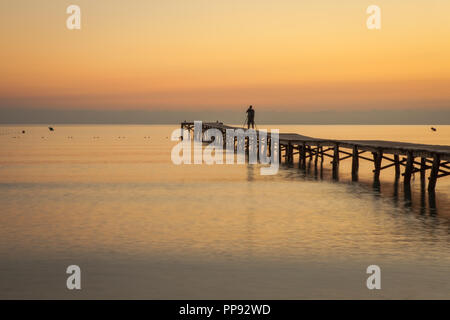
(286, 143), (290, 164)
(332, 144), (339, 180)
(304, 145), (308, 162)
(351, 145), (359, 181)
(306, 145), (312, 170)
(223, 132), (227, 149)
(245, 137), (249, 158)
(300, 142), (306, 169)
(320, 147), (324, 179)
(279, 144), (282, 164)
(420, 158), (426, 191)
(290, 143), (294, 165)
(298, 145), (302, 169)
(291, 144), (295, 164)
(404, 151), (414, 185)
(394, 154), (400, 180)
(314, 147), (318, 168)
(285, 143), (289, 164)
(320, 147), (324, 164)
(373, 150), (383, 181)
(428, 154), (440, 192)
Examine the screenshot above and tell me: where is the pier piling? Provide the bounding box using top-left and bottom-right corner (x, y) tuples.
(352, 146), (359, 181)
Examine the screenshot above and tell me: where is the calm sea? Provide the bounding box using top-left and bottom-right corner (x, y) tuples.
(0, 124), (449, 299)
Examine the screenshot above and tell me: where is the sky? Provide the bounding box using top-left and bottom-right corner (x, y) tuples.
(0, 0), (449, 122)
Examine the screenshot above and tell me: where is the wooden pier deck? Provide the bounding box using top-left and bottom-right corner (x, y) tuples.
(180, 121), (450, 192)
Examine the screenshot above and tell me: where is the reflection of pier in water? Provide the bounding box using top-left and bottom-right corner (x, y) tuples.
(181, 121), (450, 213)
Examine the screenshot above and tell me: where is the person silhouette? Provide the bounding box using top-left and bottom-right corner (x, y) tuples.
(246, 105), (255, 129)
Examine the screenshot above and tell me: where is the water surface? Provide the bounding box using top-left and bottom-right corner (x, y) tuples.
(0, 125), (449, 299)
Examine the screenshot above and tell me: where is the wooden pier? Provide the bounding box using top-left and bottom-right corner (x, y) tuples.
(180, 121), (450, 192)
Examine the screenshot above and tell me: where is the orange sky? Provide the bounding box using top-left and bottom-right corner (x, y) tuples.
(1, 0), (449, 110)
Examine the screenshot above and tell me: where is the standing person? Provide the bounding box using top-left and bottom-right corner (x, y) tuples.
(246, 105), (255, 129)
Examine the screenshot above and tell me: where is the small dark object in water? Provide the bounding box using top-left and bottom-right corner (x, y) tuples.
(22, 130), (25, 134)
(431, 127), (437, 131)
(48, 127), (54, 131)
